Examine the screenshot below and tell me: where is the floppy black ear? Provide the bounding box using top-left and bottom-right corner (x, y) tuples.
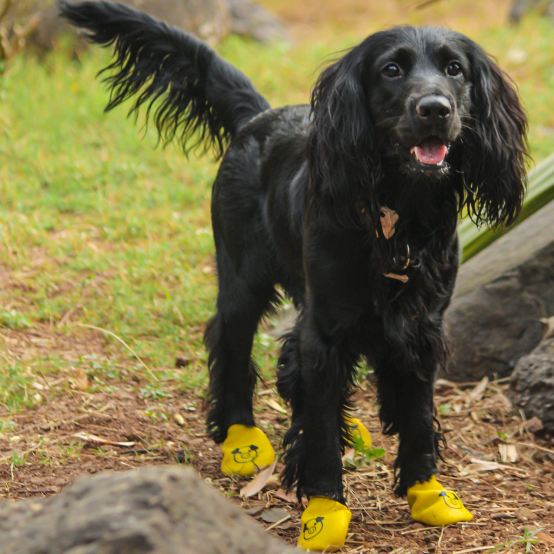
(460, 40), (528, 227)
(307, 48), (382, 231)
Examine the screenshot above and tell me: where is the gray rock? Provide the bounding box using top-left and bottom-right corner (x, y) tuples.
(21, 0), (231, 54)
(444, 198), (554, 382)
(0, 466), (296, 554)
(228, 0), (290, 44)
(511, 338), (554, 432)
(6, 0), (289, 58)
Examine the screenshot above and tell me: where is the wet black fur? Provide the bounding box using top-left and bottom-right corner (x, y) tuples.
(61, 2), (528, 503)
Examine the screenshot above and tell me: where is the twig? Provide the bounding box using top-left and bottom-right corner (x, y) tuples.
(515, 441), (554, 456)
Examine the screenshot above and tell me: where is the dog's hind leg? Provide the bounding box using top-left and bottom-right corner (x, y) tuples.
(204, 235), (279, 476)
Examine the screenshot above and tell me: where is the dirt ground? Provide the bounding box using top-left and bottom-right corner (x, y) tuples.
(1, 325), (554, 553)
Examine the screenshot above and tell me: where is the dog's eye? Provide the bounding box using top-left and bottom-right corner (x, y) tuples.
(447, 61), (462, 76)
(383, 63), (401, 78)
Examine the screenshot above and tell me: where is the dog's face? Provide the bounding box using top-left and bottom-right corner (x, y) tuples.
(308, 25), (527, 229)
(365, 28), (472, 177)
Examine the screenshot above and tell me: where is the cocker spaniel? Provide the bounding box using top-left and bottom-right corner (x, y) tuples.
(61, 2), (528, 550)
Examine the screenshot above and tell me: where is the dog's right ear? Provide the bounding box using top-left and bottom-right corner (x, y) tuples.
(307, 49), (382, 232)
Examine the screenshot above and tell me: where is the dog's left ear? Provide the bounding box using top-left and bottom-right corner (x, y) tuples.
(460, 40), (528, 227)
(459, 40), (528, 227)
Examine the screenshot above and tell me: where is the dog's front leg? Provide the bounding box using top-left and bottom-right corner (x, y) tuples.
(376, 360), (473, 526)
(279, 305), (357, 552)
(296, 318), (356, 551)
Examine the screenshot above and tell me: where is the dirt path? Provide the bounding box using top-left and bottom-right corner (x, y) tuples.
(2, 353), (553, 553)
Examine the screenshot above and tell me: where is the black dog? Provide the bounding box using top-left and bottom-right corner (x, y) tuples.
(61, 0), (527, 540)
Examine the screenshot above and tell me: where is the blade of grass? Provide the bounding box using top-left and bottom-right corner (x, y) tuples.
(78, 323), (158, 381)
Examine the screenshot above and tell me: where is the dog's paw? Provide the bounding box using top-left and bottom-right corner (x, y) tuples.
(345, 417), (371, 449)
(298, 497), (351, 552)
(407, 475), (473, 526)
(220, 424), (275, 477)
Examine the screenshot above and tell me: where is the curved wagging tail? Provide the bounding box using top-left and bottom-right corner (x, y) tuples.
(61, 3), (528, 551)
(60, 1), (270, 156)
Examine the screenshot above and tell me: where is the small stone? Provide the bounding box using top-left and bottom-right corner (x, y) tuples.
(425, 533), (440, 544)
(245, 506), (265, 516)
(261, 508), (289, 523)
(176, 450), (187, 464)
(175, 356), (191, 368)
(516, 507), (537, 520)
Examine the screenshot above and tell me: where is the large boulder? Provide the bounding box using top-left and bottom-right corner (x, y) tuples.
(0, 466), (295, 554)
(20, 0), (232, 52)
(445, 198), (554, 382)
(5, 0), (290, 57)
(511, 337), (554, 433)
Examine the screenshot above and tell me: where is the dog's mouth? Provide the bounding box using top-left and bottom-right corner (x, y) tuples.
(409, 136), (449, 168)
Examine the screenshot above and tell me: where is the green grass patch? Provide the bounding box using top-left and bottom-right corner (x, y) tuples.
(0, 19), (553, 410)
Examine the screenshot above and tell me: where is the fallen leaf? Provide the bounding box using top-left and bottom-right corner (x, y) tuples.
(537, 531), (554, 544)
(173, 413), (186, 426)
(498, 444), (518, 463)
(261, 507), (289, 523)
(239, 461), (277, 498)
(521, 416), (543, 434)
(461, 457), (528, 475)
(73, 432), (135, 447)
(468, 376), (488, 402)
(342, 447), (356, 463)
(379, 206), (399, 239)
(540, 315), (554, 340)
(264, 398), (287, 415)
(274, 490), (295, 503)
(72, 368), (90, 391)
(274, 488), (299, 504)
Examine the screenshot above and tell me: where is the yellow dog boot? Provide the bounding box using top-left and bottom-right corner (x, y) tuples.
(345, 417), (371, 449)
(407, 475), (473, 526)
(298, 497), (352, 552)
(220, 424), (275, 477)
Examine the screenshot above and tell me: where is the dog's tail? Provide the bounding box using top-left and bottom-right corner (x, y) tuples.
(60, 1), (270, 157)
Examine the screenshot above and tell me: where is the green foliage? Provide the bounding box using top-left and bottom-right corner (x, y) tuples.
(344, 435), (386, 469)
(0, 308), (30, 329)
(485, 526), (543, 553)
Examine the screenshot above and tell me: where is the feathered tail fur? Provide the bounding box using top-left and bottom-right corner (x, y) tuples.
(60, 1), (270, 156)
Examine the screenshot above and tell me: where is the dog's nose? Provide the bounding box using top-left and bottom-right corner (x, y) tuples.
(415, 95), (451, 121)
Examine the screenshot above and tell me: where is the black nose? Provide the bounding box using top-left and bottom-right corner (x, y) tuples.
(415, 95), (452, 121)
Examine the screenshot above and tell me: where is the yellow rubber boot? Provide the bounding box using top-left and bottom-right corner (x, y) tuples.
(298, 497), (352, 552)
(345, 417), (371, 449)
(407, 475), (473, 526)
(220, 424), (276, 477)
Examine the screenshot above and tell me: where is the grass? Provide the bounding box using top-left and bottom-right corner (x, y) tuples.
(0, 10), (554, 412)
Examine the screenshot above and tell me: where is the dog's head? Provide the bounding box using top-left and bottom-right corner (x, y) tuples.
(308, 26), (528, 231)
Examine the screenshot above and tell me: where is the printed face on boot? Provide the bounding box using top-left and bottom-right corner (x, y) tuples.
(231, 444), (259, 464)
(303, 517), (325, 540)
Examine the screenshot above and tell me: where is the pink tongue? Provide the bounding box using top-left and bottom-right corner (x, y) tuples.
(413, 138), (448, 165)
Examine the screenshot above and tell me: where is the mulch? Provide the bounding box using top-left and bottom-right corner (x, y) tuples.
(1, 363), (554, 553)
